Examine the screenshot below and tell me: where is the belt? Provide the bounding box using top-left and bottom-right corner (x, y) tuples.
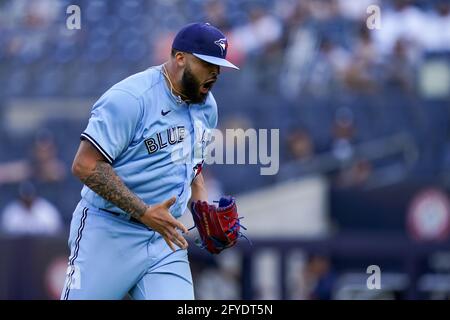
(99, 208), (145, 226)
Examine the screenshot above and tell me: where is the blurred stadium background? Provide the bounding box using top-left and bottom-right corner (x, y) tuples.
(1, 0), (450, 300)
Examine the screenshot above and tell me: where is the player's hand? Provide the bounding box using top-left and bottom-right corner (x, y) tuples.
(140, 196), (189, 251)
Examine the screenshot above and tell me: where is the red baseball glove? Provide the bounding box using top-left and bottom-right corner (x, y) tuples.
(190, 196), (247, 254)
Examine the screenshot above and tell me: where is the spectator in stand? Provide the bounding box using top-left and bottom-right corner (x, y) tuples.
(30, 129), (66, 184)
(0, 129), (66, 186)
(372, 0), (424, 57)
(331, 107), (356, 163)
(293, 253), (337, 300)
(230, 5), (283, 60)
(307, 37), (351, 95)
(286, 129), (315, 163)
(334, 158), (373, 188)
(419, 0), (450, 52)
(203, 0), (232, 32)
(383, 38), (416, 94)
(342, 25), (379, 93)
(0, 181), (63, 236)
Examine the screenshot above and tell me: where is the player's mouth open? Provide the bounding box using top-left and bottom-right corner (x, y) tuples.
(200, 80), (215, 94)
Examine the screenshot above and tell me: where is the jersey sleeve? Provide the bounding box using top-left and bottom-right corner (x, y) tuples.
(81, 89), (142, 163)
(206, 93), (218, 129)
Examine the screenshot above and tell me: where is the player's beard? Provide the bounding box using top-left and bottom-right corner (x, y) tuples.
(181, 64), (207, 104)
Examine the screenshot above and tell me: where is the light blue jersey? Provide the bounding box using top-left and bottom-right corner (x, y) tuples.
(80, 64), (217, 218)
(61, 66), (217, 300)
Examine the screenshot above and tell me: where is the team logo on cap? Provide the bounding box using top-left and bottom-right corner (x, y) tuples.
(214, 38), (227, 56)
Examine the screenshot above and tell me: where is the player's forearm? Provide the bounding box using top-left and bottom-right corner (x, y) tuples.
(189, 173), (208, 206)
(79, 160), (148, 219)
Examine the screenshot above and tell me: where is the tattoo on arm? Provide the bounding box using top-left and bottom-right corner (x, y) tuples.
(81, 161), (148, 219)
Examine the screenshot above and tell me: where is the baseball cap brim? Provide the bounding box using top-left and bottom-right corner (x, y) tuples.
(193, 53), (239, 70)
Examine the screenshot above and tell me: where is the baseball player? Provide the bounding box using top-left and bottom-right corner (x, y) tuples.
(61, 22), (239, 300)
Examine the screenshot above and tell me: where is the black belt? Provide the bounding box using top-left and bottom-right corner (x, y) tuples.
(99, 208), (145, 226)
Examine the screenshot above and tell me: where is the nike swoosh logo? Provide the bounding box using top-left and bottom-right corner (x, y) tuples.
(161, 109), (171, 116)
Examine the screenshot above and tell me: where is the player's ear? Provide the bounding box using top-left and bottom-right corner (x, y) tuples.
(175, 51), (186, 69)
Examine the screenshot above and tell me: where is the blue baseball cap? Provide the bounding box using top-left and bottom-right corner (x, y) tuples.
(172, 22), (239, 70)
